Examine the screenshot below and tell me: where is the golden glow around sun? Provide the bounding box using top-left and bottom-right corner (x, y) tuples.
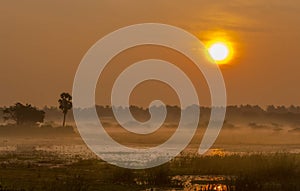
(207, 41), (233, 65)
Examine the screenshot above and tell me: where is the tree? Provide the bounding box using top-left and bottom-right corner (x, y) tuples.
(266, 105), (276, 113)
(3, 102), (45, 125)
(58, 92), (72, 127)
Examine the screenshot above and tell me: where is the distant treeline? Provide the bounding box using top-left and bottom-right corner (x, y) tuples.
(1, 104), (300, 126)
(32, 105), (300, 125)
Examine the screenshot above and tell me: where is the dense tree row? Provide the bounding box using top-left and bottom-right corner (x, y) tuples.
(2, 98), (300, 126)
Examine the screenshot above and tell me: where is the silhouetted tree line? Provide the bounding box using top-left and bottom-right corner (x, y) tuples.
(2, 102), (300, 126)
(40, 104), (300, 124)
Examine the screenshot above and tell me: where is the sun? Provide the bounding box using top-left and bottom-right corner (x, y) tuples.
(209, 43), (229, 61)
(207, 42), (233, 64)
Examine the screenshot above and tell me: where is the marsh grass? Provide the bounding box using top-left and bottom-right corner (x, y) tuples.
(171, 153), (300, 190)
(0, 152), (299, 190)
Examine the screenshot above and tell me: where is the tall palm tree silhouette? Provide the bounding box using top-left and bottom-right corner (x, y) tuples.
(58, 92), (72, 127)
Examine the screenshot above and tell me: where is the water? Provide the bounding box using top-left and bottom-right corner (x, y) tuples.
(142, 175), (236, 191)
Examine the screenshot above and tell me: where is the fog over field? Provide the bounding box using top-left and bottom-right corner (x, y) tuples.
(1, 105), (299, 156)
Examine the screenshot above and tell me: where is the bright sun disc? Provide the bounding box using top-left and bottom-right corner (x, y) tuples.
(208, 42), (230, 63)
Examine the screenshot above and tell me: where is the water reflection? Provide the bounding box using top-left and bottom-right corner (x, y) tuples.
(143, 175), (236, 191)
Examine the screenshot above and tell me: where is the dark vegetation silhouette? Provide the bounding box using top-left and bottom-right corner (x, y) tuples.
(58, 92), (72, 127)
(65, 104), (300, 127)
(2, 102), (45, 125)
(2, 104), (300, 130)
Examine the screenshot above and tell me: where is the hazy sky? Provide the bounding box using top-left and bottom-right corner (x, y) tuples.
(1, 0), (300, 107)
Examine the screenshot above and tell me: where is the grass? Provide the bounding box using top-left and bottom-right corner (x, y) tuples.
(0, 152), (299, 190)
(171, 153), (300, 190)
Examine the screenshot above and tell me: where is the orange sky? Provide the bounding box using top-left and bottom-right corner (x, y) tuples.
(1, 0), (300, 107)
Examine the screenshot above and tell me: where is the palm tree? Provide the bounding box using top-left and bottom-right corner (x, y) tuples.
(58, 92), (72, 127)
